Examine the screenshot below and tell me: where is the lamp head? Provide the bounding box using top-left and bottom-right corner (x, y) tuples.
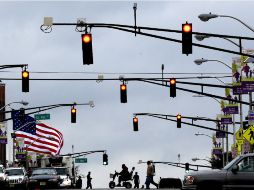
(198, 13), (219, 22)
(21, 101), (29, 106)
(194, 58), (208, 65)
(195, 34), (209, 41)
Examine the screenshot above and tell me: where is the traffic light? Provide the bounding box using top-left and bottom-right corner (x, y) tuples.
(103, 153), (108, 165)
(19, 108), (25, 121)
(22, 69), (29, 92)
(133, 117), (138, 131)
(182, 23), (192, 55)
(81, 33), (93, 65)
(185, 162), (190, 171)
(170, 78), (176, 97)
(120, 84), (127, 103)
(177, 114), (181, 128)
(71, 106), (76, 123)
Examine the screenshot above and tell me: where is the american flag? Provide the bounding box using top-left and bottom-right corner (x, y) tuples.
(12, 111), (64, 155)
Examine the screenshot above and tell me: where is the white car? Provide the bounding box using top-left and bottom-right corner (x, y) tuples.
(54, 167), (73, 188)
(0, 165), (6, 187)
(5, 167), (26, 189)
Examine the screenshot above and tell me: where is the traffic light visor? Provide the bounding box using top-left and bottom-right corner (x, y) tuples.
(121, 84), (126, 90)
(82, 34), (92, 43)
(22, 71), (29, 78)
(183, 24), (192, 33)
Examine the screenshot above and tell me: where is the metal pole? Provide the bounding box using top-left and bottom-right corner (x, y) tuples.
(72, 145), (75, 186)
(233, 114), (236, 146)
(222, 138), (225, 167)
(226, 124), (229, 164)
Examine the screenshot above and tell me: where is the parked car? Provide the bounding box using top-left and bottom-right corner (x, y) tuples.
(5, 167), (26, 189)
(158, 177), (182, 189)
(26, 167), (61, 190)
(0, 165), (6, 188)
(183, 153), (254, 190)
(53, 167), (73, 188)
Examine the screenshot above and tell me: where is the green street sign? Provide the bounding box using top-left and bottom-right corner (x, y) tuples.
(75, 158), (87, 163)
(34, 114), (50, 120)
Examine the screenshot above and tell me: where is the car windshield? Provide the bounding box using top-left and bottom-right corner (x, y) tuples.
(5, 169), (24, 176)
(54, 168), (68, 175)
(32, 168), (57, 175)
(223, 155), (242, 170)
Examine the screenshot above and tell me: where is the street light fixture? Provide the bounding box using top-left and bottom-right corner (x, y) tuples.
(198, 13), (254, 33)
(198, 13), (219, 22)
(192, 157), (211, 163)
(194, 58), (232, 70)
(195, 132), (213, 139)
(0, 101), (29, 111)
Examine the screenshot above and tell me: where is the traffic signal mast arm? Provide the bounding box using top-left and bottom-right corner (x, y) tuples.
(133, 113), (234, 135)
(0, 64), (27, 70)
(138, 161), (211, 171)
(0, 103), (91, 122)
(60, 150), (106, 158)
(41, 21), (254, 58)
(140, 79), (250, 106)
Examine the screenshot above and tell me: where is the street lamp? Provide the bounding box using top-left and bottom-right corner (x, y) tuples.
(192, 157), (211, 163)
(194, 34), (241, 48)
(195, 132), (213, 139)
(198, 13), (254, 33)
(0, 101), (28, 111)
(194, 58), (232, 70)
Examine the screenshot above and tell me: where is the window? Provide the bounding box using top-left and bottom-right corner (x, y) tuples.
(237, 156), (254, 172)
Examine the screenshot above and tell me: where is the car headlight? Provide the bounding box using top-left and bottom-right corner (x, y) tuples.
(184, 175), (195, 185)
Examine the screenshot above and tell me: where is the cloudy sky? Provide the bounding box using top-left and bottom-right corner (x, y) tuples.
(1, 0), (254, 187)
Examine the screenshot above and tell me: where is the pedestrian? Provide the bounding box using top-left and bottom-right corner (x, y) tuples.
(133, 172), (140, 188)
(86, 171), (92, 189)
(76, 176), (82, 189)
(145, 161), (158, 189)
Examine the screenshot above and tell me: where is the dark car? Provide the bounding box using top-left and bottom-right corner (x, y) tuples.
(183, 153), (254, 190)
(26, 167), (61, 190)
(158, 177), (182, 189)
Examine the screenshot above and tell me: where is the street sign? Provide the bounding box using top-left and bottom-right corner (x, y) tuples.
(34, 113), (50, 120)
(243, 125), (254, 144)
(75, 158), (87, 163)
(236, 128), (244, 140)
(248, 110), (254, 125)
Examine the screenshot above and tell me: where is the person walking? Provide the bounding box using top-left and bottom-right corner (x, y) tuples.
(145, 161), (158, 189)
(133, 172), (140, 188)
(76, 176), (82, 189)
(86, 171), (92, 189)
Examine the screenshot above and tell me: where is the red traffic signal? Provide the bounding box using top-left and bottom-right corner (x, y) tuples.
(177, 114), (181, 128)
(120, 84), (127, 103)
(71, 107), (77, 123)
(170, 78), (176, 97)
(182, 23), (192, 55)
(133, 117), (138, 131)
(22, 70), (29, 92)
(81, 33), (93, 65)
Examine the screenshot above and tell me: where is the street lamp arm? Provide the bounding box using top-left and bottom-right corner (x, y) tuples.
(204, 60), (232, 70)
(219, 15), (254, 33)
